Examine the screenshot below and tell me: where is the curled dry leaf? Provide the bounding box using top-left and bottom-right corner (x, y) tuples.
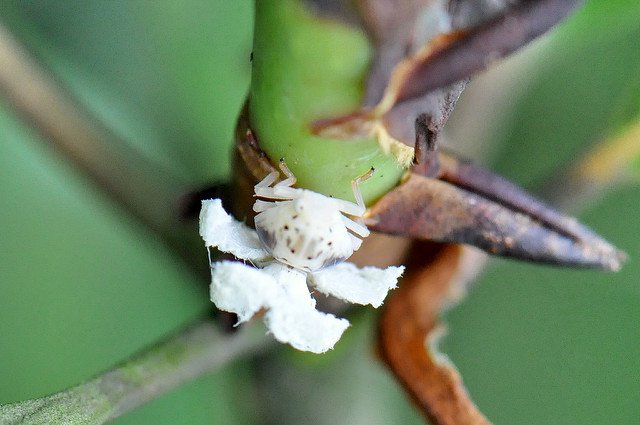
(374, 0), (584, 112)
(425, 150), (628, 250)
(378, 242), (491, 425)
(355, 0), (455, 107)
(368, 170), (625, 271)
(312, 0), (466, 159)
(313, 0), (584, 167)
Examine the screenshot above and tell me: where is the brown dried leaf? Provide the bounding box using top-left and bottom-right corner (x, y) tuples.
(378, 242), (491, 425)
(376, 0), (583, 113)
(316, 0), (582, 164)
(358, 0), (468, 150)
(433, 150), (601, 241)
(312, 0), (466, 158)
(355, 0), (439, 107)
(368, 171), (625, 270)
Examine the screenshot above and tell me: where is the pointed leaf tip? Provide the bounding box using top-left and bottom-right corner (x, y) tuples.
(369, 172), (625, 271)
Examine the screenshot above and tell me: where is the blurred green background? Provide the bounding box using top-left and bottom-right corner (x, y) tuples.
(0, 1), (638, 424)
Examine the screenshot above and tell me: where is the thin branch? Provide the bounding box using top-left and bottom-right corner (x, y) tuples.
(0, 319), (271, 425)
(0, 23), (202, 271)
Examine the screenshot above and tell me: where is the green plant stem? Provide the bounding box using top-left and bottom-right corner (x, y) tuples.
(0, 319), (271, 425)
(250, 0), (405, 204)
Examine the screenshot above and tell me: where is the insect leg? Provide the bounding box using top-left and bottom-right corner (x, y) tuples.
(351, 166), (375, 210)
(342, 215), (370, 238)
(255, 185), (300, 200)
(275, 158), (297, 187)
(253, 199), (280, 213)
(255, 171), (279, 189)
(336, 199), (365, 217)
(349, 233), (364, 251)
(338, 167), (375, 217)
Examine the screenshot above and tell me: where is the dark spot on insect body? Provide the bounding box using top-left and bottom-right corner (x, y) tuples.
(284, 225), (289, 230)
(290, 248), (296, 253)
(292, 215), (299, 219)
(328, 242), (333, 246)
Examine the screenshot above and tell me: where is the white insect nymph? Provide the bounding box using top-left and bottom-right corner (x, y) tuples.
(253, 160), (374, 272)
(199, 160), (404, 353)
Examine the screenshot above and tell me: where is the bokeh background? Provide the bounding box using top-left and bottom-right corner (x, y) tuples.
(1, 1), (638, 424)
